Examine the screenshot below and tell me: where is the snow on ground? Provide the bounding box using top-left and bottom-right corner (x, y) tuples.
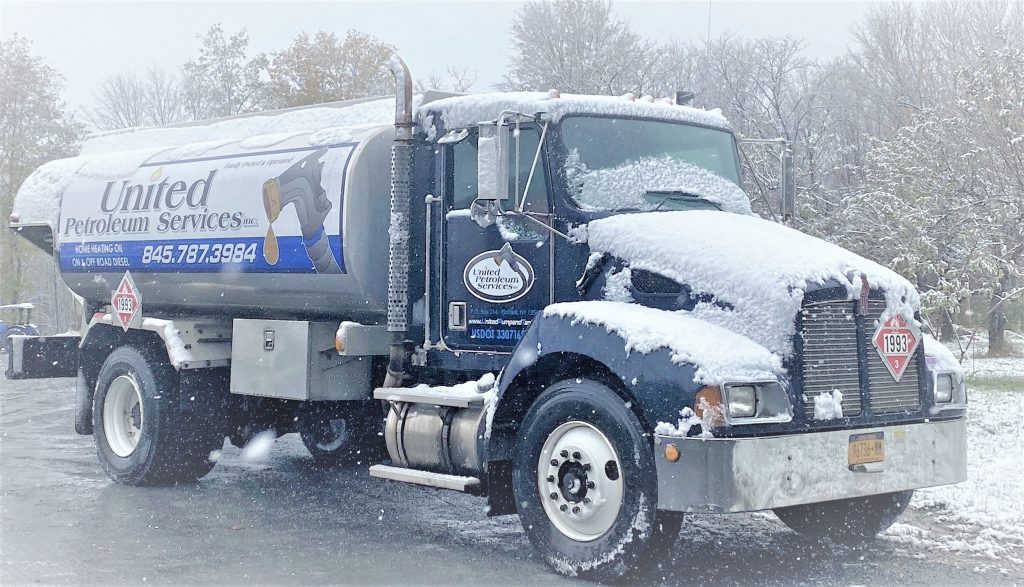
(884, 351), (1024, 568)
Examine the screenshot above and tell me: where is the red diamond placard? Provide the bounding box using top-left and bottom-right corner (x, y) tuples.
(871, 314), (920, 382)
(112, 270), (141, 332)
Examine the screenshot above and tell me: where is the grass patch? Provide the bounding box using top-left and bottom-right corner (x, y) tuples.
(967, 376), (1024, 393)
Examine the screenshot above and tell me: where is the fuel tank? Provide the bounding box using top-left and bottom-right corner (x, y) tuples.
(10, 99), (417, 322)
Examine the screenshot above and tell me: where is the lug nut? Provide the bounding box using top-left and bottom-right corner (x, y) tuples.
(560, 450), (569, 458)
(550, 459), (559, 466)
(547, 475), (555, 483)
(572, 451), (581, 460)
(572, 506), (580, 514)
(583, 498), (591, 504)
(560, 504), (568, 512)
(586, 481), (595, 489)
(583, 463), (592, 471)
(550, 492), (558, 500)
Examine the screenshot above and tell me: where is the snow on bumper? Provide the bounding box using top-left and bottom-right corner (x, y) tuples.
(655, 419), (966, 513)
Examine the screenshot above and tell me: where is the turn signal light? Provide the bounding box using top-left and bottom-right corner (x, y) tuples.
(694, 386), (725, 426)
(334, 332), (345, 354)
(664, 443), (680, 462)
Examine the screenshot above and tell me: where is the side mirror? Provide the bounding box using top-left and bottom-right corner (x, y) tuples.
(781, 147), (796, 221)
(477, 122), (509, 201)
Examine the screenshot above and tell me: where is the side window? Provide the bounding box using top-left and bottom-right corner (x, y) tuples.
(447, 127), (551, 215)
(451, 137), (479, 211)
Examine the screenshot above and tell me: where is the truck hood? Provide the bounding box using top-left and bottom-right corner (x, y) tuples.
(584, 210), (920, 358)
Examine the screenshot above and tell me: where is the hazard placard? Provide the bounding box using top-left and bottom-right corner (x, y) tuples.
(871, 314), (920, 382)
(112, 270), (141, 332)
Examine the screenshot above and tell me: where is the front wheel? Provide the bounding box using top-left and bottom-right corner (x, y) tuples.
(513, 378), (679, 581)
(773, 490), (914, 543)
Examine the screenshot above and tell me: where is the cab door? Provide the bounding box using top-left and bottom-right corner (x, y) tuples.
(438, 126), (552, 352)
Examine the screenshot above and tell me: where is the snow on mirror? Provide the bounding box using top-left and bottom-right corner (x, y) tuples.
(476, 123), (509, 201)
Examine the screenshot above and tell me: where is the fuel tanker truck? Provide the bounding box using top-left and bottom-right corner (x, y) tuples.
(6, 56), (967, 580)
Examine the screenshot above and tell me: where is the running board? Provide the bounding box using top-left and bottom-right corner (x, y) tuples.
(369, 464), (481, 492)
(373, 386), (485, 408)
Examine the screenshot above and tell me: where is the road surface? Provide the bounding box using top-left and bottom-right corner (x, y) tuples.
(1, 375), (1019, 585)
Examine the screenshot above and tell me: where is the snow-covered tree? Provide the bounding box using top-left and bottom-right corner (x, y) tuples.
(499, 0), (663, 96)
(416, 66), (478, 93)
(87, 67), (185, 130)
(840, 46), (1023, 352)
(181, 24), (268, 119)
(265, 30), (394, 108)
(0, 35), (81, 314)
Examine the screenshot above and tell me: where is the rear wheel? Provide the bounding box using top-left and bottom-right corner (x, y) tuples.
(773, 490), (914, 543)
(513, 378), (678, 581)
(92, 345), (222, 485)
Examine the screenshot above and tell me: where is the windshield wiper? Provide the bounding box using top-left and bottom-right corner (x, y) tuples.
(643, 190), (719, 211)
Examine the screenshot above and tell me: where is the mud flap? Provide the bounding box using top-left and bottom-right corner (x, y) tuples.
(5, 335), (80, 380)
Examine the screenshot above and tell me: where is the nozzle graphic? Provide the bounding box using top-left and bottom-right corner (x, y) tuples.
(262, 179), (282, 264)
(260, 148), (341, 274)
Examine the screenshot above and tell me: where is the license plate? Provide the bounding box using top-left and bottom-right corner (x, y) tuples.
(848, 432), (885, 467)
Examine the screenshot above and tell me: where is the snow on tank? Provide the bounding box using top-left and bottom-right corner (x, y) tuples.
(11, 94), (445, 231)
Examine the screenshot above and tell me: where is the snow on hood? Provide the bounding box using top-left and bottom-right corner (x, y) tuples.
(544, 301), (782, 385)
(421, 91), (730, 134)
(564, 152), (752, 215)
(585, 210), (921, 358)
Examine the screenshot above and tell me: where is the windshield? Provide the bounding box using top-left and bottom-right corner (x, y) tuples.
(560, 116), (747, 213)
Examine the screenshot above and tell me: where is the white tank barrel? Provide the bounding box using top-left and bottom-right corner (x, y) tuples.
(8, 96), (444, 322)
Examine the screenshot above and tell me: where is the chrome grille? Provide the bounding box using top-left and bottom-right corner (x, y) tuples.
(865, 299), (921, 414)
(800, 301), (862, 417)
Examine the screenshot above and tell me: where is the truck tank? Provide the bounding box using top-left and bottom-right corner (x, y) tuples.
(10, 94), (451, 321)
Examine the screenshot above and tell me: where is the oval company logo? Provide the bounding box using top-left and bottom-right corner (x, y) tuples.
(463, 243), (535, 303)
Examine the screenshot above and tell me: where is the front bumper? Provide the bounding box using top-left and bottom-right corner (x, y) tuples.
(655, 419), (966, 513)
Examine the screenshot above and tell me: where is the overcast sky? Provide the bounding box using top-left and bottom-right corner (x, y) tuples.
(2, 0), (883, 115)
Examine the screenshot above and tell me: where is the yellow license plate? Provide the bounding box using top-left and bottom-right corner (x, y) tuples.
(848, 432), (885, 467)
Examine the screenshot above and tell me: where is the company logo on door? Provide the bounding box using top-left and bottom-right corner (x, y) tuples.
(464, 243), (535, 303)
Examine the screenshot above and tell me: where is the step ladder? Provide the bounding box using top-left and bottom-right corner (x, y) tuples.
(369, 464), (481, 492)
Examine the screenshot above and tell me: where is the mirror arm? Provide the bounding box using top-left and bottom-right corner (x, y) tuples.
(517, 120), (549, 213)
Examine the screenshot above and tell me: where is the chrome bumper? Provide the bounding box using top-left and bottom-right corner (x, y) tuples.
(655, 419), (967, 513)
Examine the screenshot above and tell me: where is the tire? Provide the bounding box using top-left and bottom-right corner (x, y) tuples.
(773, 490), (914, 543)
(298, 401), (385, 466)
(512, 378), (677, 581)
(92, 345), (221, 486)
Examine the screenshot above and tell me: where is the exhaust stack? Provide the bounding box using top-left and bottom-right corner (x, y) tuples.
(383, 55), (415, 387)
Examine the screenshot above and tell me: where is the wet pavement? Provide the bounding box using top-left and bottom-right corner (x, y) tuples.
(1, 375), (1018, 586)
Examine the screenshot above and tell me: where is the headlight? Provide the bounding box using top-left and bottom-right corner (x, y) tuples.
(935, 374), (954, 403)
(726, 385), (757, 418)
(719, 382), (792, 423)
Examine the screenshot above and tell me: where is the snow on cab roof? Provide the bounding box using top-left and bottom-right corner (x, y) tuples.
(420, 91), (731, 133)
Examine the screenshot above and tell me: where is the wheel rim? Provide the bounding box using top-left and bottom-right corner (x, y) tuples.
(538, 421), (624, 542)
(103, 374), (144, 457)
(314, 418), (350, 452)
